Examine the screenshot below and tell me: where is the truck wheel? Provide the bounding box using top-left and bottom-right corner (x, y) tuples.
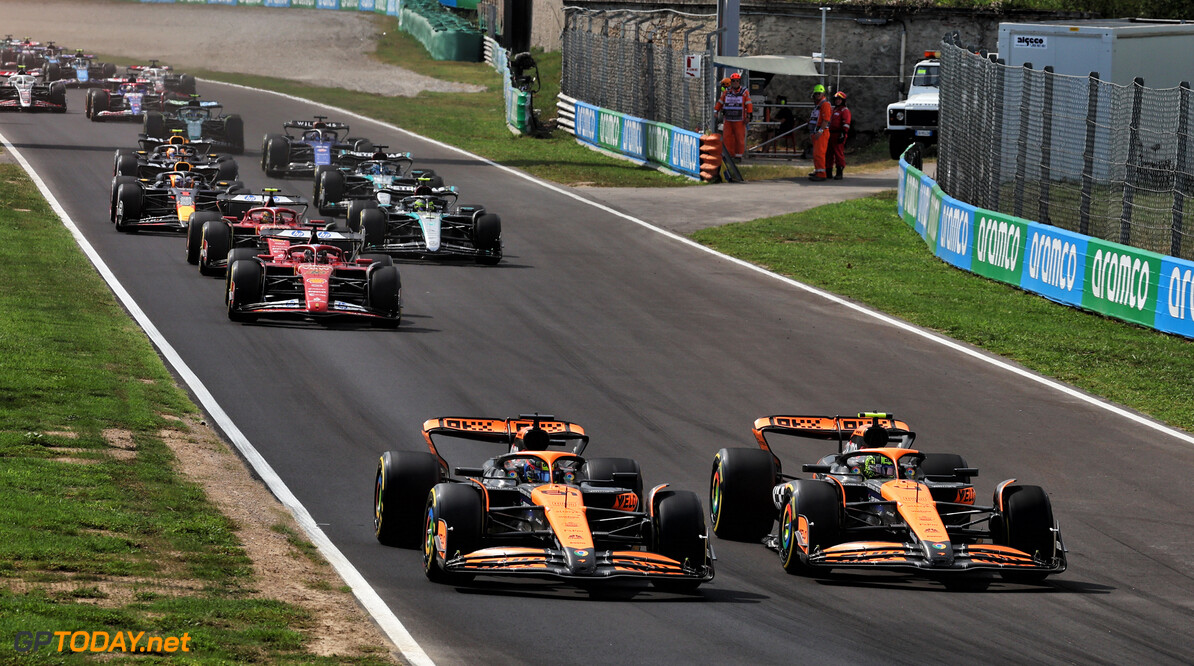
(889, 133), (911, 161)
(374, 450), (440, 546)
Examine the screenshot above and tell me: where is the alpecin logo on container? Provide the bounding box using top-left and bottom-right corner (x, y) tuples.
(1022, 225), (1084, 307)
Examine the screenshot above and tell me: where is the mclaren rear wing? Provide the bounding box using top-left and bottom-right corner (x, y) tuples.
(422, 415), (589, 473)
(752, 413), (913, 466)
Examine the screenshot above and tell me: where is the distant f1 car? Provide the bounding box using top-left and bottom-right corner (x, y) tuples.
(225, 240), (401, 327)
(113, 143), (239, 183)
(143, 97), (244, 154)
(352, 188), (502, 264)
(0, 69), (65, 112)
(710, 412), (1067, 590)
(110, 167), (243, 233)
(261, 116), (374, 177)
(373, 414), (714, 590)
(186, 189), (336, 276)
(312, 147), (444, 217)
(86, 77), (179, 121)
(126, 60), (196, 95)
(58, 51), (117, 87)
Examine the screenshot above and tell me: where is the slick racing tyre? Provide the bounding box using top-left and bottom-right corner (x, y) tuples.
(423, 483), (482, 584)
(262, 134), (289, 177)
(48, 82), (66, 112)
(178, 74), (196, 95)
(710, 447), (776, 541)
(472, 213), (502, 265)
(316, 169), (345, 216)
(215, 158), (238, 182)
(199, 220), (232, 276)
(109, 176), (137, 223)
(223, 114), (244, 154)
(996, 485), (1057, 584)
(143, 112), (166, 140)
(581, 457), (643, 509)
(186, 211), (223, 265)
(359, 208), (387, 249)
(919, 453), (971, 483)
(779, 479), (840, 576)
(360, 253), (393, 267)
(226, 259), (262, 321)
(101, 62), (117, 79)
(346, 198), (378, 232)
(367, 264), (402, 328)
(651, 489), (709, 592)
(375, 451), (440, 547)
(114, 183), (143, 233)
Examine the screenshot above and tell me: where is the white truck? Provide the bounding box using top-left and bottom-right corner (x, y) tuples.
(886, 54), (940, 160)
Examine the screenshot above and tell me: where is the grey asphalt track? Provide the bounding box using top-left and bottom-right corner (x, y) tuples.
(4, 83), (1194, 665)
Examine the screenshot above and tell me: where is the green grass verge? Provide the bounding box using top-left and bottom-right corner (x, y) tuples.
(0, 163), (386, 663)
(692, 191), (1194, 432)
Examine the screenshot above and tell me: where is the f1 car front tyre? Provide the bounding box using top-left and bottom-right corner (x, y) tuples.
(223, 114), (244, 154)
(374, 450), (440, 547)
(996, 485), (1057, 584)
(186, 212), (223, 265)
(114, 183), (142, 233)
(359, 208), (387, 248)
(651, 489), (709, 592)
(367, 264), (402, 328)
(226, 259), (262, 322)
(262, 135), (289, 177)
(143, 112), (166, 140)
(346, 199), (378, 232)
(199, 220), (232, 277)
(472, 213), (502, 265)
(423, 483), (482, 584)
(710, 447), (776, 541)
(779, 479), (840, 576)
(110, 176), (137, 223)
(316, 169), (345, 216)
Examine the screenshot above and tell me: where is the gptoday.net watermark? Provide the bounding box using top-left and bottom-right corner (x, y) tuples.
(13, 630), (192, 654)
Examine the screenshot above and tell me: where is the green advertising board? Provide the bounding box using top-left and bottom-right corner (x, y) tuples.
(1081, 239), (1162, 326)
(970, 209), (1028, 286)
(597, 109), (622, 153)
(901, 164), (921, 228)
(645, 122), (670, 166)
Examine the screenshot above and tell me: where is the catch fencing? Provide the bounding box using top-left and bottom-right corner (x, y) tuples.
(560, 7), (718, 133)
(937, 32), (1194, 261)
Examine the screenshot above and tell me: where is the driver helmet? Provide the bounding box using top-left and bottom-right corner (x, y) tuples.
(259, 210), (274, 225)
(412, 199), (430, 211)
(304, 130), (320, 141)
(521, 458), (550, 484)
(861, 455), (895, 480)
(367, 163), (383, 175)
(293, 248), (312, 263)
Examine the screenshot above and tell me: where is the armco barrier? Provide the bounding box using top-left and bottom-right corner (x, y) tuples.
(569, 100), (701, 180)
(897, 157), (1194, 340)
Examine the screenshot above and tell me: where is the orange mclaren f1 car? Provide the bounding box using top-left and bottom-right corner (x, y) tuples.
(374, 414), (714, 591)
(710, 412), (1066, 590)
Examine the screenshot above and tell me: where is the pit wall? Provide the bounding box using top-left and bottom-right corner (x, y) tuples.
(897, 157), (1194, 340)
(138, 0), (482, 61)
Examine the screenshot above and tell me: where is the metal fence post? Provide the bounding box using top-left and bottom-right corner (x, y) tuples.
(988, 56), (1006, 210)
(682, 25), (703, 130)
(1173, 81), (1191, 258)
(1079, 72), (1100, 236)
(1121, 76), (1145, 245)
(1014, 62), (1033, 219)
(1039, 66), (1055, 225)
(706, 29), (725, 134)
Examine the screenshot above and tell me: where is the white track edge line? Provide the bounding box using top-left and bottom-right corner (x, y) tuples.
(208, 78), (1194, 448)
(0, 130), (435, 666)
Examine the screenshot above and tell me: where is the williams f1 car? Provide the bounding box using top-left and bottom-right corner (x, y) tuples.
(261, 116), (374, 177)
(373, 414), (714, 590)
(143, 97), (244, 153)
(352, 189), (502, 264)
(225, 240), (401, 327)
(710, 412), (1066, 590)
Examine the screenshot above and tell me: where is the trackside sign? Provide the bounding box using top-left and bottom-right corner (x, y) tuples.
(570, 102), (701, 178)
(897, 158), (1194, 339)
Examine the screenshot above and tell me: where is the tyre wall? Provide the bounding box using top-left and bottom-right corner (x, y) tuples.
(897, 153), (1194, 339)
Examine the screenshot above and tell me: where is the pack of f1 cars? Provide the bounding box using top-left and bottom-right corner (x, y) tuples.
(143, 97), (244, 154)
(261, 117), (374, 177)
(312, 147), (444, 216)
(373, 414), (714, 591)
(110, 167), (243, 233)
(709, 412), (1066, 590)
(350, 188), (502, 264)
(0, 68), (65, 112)
(225, 239), (401, 327)
(186, 189), (335, 276)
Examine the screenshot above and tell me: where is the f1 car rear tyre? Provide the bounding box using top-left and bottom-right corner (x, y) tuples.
(186, 211), (223, 265)
(263, 135), (289, 177)
(346, 199), (379, 232)
(221, 180), (247, 195)
(114, 183), (142, 233)
(710, 447), (776, 541)
(223, 114), (244, 154)
(90, 89), (110, 120)
(411, 169), (444, 188)
(114, 153), (140, 178)
(375, 450), (441, 547)
(920, 453), (971, 483)
(360, 253), (393, 267)
(581, 457), (644, 508)
(779, 479), (841, 576)
(215, 158), (238, 182)
(110, 176), (137, 222)
(199, 220), (233, 276)
(352, 138), (374, 153)
(472, 213), (502, 265)
(997, 485), (1056, 584)
(143, 112), (166, 140)
(423, 483), (482, 584)
(102, 62), (116, 79)
(45, 63), (60, 82)
(179, 74), (197, 95)
(48, 82), (66, 112)
(367, 264), (402, 328)
(359, 208), (387, 248)
(316, 169), (345, 216)
(651, 489), (709, 592)
(226, 259), (262, 321)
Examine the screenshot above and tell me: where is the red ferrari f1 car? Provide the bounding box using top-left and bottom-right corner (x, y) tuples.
(374, 414), (714, 591)
(710, 412), (1066, 589)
